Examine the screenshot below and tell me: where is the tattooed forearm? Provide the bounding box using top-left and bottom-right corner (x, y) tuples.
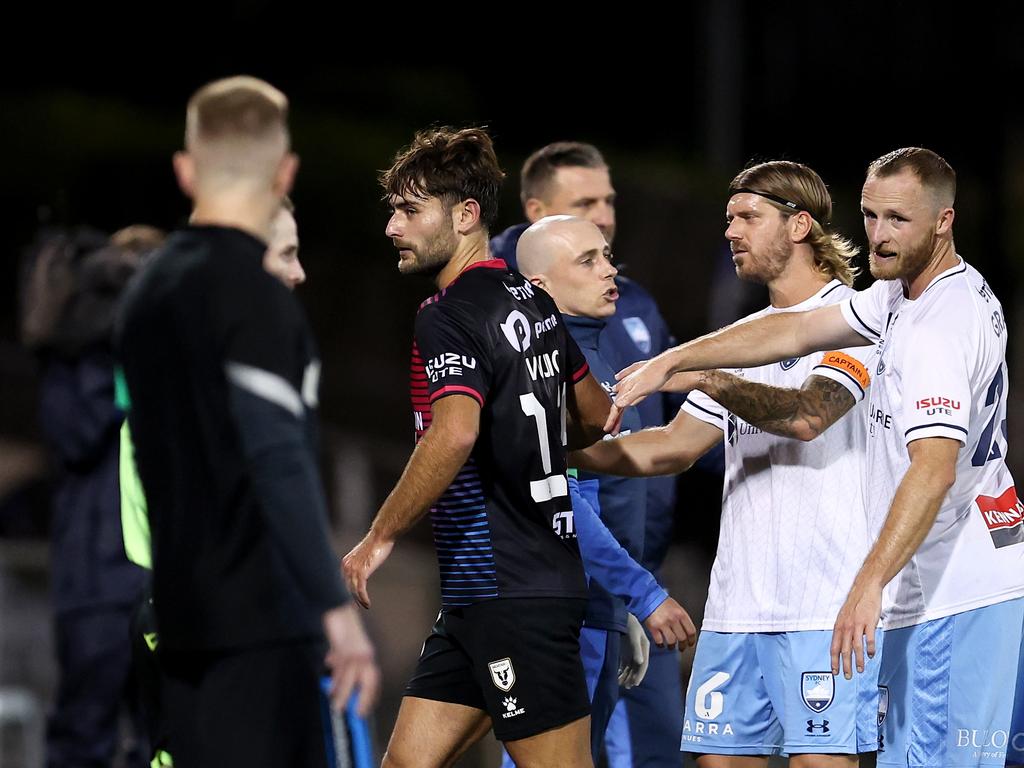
(695, 371), (856, 441)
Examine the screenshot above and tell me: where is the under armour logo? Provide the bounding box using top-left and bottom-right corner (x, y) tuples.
(503, 697), (517, 712)
(806, 719), (830, 734)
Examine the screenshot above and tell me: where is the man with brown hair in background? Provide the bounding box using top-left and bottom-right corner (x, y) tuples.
(116, 76), (378, 767)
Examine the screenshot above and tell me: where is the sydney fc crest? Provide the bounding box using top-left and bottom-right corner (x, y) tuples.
(877, 685), (889, 726)
(622, 317), (652, 355)
(801, 672), (835, 713)
(488, 658), (516, 692)
(780, 357), (800, 370)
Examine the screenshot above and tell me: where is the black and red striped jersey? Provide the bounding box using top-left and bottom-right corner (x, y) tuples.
(410, 259), (590, 608)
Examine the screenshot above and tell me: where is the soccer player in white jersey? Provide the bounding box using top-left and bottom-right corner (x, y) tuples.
(613, 147), (1024, 768)
(575, 160), (881, 767)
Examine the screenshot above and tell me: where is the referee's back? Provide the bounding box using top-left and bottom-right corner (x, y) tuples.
(117, 224), (344, 652)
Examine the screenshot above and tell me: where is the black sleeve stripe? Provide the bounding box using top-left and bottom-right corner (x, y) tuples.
(684, 399), (722, 421)
(905, 423), (969, 437)
(848, 303), (880, 338)
(811, 364), (865, 397)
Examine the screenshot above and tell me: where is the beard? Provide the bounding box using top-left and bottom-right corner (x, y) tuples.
(868, 231), (933, 282)
(735, 226), (791, 284)
(397, 223), (459, 277)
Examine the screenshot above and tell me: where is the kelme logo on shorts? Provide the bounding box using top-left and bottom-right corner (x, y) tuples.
(488, 658), (516, 692)
(801, 671), (835, 713)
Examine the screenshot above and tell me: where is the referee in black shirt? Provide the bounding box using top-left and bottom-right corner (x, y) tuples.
(116, 76), (378, 767)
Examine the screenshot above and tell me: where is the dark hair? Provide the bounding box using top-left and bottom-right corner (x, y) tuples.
(867, 147), (956, 206)
(520, 142), (607, 206)
(380, 126), (505, 229)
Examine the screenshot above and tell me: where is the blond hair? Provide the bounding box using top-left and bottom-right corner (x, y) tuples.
(185, 76), (290, 183)
(731, 160), (860, 286)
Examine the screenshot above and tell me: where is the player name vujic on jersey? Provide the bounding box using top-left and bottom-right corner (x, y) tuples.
(527, 351), (560, 381)
(425, 353), (477, 382)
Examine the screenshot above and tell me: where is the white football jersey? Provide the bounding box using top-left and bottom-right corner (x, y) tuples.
(684, 280), (874, 631)
(841, 257), (1024, 630)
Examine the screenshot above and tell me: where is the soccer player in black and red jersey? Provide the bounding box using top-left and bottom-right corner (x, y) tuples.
(343, 127), (615, 767)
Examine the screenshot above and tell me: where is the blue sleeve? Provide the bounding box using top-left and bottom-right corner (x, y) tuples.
(571, 475), (667, 621)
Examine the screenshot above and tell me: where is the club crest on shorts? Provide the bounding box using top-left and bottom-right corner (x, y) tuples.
(622, 317), (652, 355)
(780, 357), (800, 370)
(801, 671), (835, 713)
(877, 685), (889, 726)
(488, 658), (516, 692)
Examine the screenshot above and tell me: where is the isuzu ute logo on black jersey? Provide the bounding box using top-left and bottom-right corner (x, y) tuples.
(488, 658), (516, 691)
(500, 310), (532, 353)
(425, 353), (477, 383)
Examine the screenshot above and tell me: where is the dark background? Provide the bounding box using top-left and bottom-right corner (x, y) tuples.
(1, 4), (1022, 763)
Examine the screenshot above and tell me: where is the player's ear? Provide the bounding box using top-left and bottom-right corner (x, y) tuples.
(528, 274), (547, 291)
(524, 197), (547, 223)
(273, 152), (299, 198)
(454, 198), (481, 235)
(789, 210), (812, 243)
(935, 206), (955, 236)
(173, 151), (196, 199)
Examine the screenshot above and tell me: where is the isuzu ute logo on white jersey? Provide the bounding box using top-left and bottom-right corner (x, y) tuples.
(500, 310), (532, 353)
(488, 658), (516, 691)
(801, 672), (834, 712)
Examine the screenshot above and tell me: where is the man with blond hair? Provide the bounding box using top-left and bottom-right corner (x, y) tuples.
(576, 160), (882, 766)
(116, 77), (377, 768)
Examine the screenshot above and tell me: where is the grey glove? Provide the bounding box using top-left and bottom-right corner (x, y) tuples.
(618, 613), (651, 689)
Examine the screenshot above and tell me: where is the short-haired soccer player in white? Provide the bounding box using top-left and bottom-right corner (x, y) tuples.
(613, 147), (1024, 768)
(576, 160), (880, 767)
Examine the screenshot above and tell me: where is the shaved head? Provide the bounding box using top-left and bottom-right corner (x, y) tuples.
(517, 216), (619, 319)
(517, 215), (593, 277)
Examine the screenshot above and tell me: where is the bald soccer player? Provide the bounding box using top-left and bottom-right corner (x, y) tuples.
(513, 216), (696, 764)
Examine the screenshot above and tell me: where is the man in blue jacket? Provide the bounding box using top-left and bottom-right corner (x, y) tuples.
(516, 215), (697, 763)
(491, 142), (701, 766)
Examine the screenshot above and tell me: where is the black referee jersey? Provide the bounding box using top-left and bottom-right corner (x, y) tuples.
(116, 225), (348, 651)
(410, 258), (591, 609)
